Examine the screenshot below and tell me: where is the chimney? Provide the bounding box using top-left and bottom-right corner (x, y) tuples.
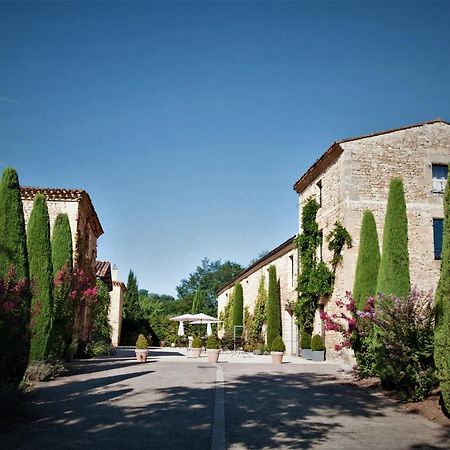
(112, 264), (119, 282)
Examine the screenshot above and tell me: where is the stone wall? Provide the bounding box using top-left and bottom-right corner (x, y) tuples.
(297, 121), (450, 361)
(218, 241), (299, 354)
(109, 267), (126, 347)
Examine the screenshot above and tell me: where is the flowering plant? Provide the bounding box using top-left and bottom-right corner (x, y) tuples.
(70, 270), (97, 304)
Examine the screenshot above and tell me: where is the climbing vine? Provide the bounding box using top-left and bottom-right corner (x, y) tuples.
(219, 290), (234, 333)
(294, 198), (351, 334)
(327, 221), (353, 271)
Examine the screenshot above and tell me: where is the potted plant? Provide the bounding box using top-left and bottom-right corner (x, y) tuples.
(189, 336), (203, 358)
(300, 331), (312, 360)
(135, 334), (149, 362)
(311, 334), (325, 361)
(206, 335), (221, 363)
(270, 336), (286, 364)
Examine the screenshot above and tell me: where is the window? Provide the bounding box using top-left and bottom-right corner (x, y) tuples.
(319, 230), (323, 262)
(317, 180), (322, 206)
(433, 218), (443, 260)
(432, 164), (448, 193)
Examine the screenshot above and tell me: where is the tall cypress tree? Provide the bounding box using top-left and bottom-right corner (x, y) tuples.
(353, 210), (381, 309)
(435, 164), (450, 414)
(0, 167), (30, 385)
(28, 194), (54, 361)
(51, 213), (74, 359)
(123, 270), (140, 319)
(377, 178), (410, 298)
(232, 282), (243, 335)
(52, 213), (73, 275)
(0, 167), (29, 280)
(266, 265), (281, 348)
(191, 288), (205, 314)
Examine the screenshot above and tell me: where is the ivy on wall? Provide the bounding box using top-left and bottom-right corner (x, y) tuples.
(249, 275), (267, 342)
(294, 197), (351, 334)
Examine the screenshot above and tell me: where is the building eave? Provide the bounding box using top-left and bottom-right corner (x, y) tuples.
(216, 236), (296, 296)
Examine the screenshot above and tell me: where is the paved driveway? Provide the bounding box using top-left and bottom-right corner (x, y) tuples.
(2, 348), (448, 449)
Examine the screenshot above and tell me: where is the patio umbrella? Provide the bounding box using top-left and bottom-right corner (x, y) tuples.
(170, 313), (196, 322)
(177, 321), (185, 336)
(190, 313), (220, 323)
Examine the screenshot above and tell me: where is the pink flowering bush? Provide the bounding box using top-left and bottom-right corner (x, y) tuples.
(0, 267), (30, 386)
(321, 288), (436, 401)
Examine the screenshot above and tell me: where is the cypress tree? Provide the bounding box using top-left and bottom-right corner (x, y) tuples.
(28, 194), (54, 361)
(0, 167), (30, 385)
(52, 213), (73, 275)
(353, 210), (381, 309)
(0, 167), (29, 280)
(377, 178), (410, 298)
(232, 282), (243, 335)
(191, 288), (205, 314)
(266, 265), (281, 348)
(123, 270), (140, 319)
(435, 164), (450, 414)
(51, 213), (74, 359)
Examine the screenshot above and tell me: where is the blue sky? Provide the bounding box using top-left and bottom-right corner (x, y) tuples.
(1, 1), (450, 296)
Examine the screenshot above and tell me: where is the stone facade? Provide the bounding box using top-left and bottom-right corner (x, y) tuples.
(217, 237), (299, 355)
(20, 187), (104, 345)
(294, 119), (450, 360)
(109, 265), (126, 347)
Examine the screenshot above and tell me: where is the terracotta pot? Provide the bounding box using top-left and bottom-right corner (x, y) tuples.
(189, 347), (202, 358)
(135, 349), (149, 362)
(271, 351), (284, 364)
(207, 349), (220, 363)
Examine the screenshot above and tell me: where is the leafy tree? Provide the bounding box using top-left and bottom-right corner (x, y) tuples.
(0, 167), (30, 385)
(27, 194), (54, 361)
(123, 270), (141, 320)
(0, 167), (29, 280)
(176, 258), (243, 313)
(266, 265), (281, 348)
(50, 213), (74, 359)
(435, 163), (450, 414)
(353, 210), (380, 309)
(232, 282), (244, 335)
(91, 280), (112, 343)
(377, 178), (410, 298)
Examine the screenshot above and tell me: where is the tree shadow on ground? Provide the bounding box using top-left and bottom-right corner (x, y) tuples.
(2, 366), (449, 450)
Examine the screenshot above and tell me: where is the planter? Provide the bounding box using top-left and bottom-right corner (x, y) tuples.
(207, 349), (220, 363)
(311, 350), (325, 362)
(135, 349), (149, 362)
(270, 351), (284, 364)
(301, 348), (313, 360)
(189, 347), (202, 358)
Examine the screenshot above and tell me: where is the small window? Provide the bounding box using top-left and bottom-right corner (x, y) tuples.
(317, 180), (322, 206)
(289, 254), (294, 287)
(433, 218), (443, 260)
(432, 164), (448, 193)
(319, 230), (323, 262)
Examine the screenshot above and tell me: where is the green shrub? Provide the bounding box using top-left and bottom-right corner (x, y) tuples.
(24, 359), (65, 383)
(232, 282), (244, 335)
(270, 336), (286, 352)
(300, 331), (312, 349)
(206, 335), (220, 350)
(353, 210), (380, 309)
(311, 334), (325, 351)
(27, 194), (54, 362)
(192, 336), (203, 348)
(377, 178), (410, 298)
(135, 334), (148, 349)
(86, 341), (113, 357)
(266, 265), (281, 348)
(220, 332), (234, 350)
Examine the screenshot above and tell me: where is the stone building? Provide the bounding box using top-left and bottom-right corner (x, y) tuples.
(293, 119), (450, 360)
(21, 186), (104, 345)
(217, 237), (299, 355)
(109, 265), (127, 347)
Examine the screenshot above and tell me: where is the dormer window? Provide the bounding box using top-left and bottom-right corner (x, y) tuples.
(432, 164), (448, 193)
